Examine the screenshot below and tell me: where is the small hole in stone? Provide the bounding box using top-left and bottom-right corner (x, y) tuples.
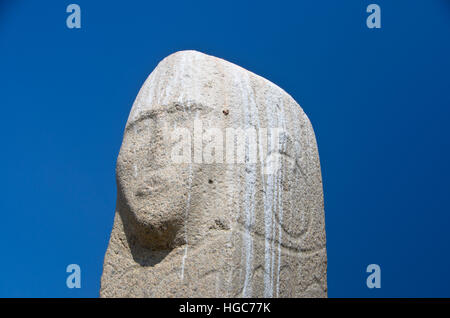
(208, 179), (213, 184)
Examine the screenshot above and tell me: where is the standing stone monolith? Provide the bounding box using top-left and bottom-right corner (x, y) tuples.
(100, 50), (327, 297)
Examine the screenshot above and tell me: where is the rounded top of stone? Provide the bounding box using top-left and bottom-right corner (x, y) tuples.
(127, 50), (304, 124)
(159, 50), (276, 85)
(165, 49), (208, 58)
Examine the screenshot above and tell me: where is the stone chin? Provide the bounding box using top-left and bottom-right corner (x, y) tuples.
(116, 155), (188, 250)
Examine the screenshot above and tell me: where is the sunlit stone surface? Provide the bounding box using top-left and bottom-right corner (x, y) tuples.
(100, 51), (327, 297)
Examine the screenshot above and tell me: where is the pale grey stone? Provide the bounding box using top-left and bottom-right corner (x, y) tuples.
(100, 50), (327, 297)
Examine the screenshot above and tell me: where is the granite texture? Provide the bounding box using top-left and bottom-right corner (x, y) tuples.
(100, 51), (327, 297)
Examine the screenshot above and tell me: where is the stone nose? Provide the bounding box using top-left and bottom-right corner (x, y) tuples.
(142, 119), (173, 169)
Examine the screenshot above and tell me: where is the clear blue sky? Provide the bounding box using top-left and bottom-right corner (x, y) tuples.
(1, 0), (449, 297)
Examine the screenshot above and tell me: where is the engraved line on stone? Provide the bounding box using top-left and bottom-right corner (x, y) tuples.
(263, 83), (275, 298)
(236, 70), (256, 298)
(276, 94), (287, 297)
(233, 225), (325, 256)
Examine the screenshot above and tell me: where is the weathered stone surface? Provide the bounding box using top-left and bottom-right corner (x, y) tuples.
(100, 50), (327, 297)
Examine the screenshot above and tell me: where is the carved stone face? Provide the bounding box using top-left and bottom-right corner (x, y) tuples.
(116, 98), (221, 250)
(116, 104), (199, 250)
